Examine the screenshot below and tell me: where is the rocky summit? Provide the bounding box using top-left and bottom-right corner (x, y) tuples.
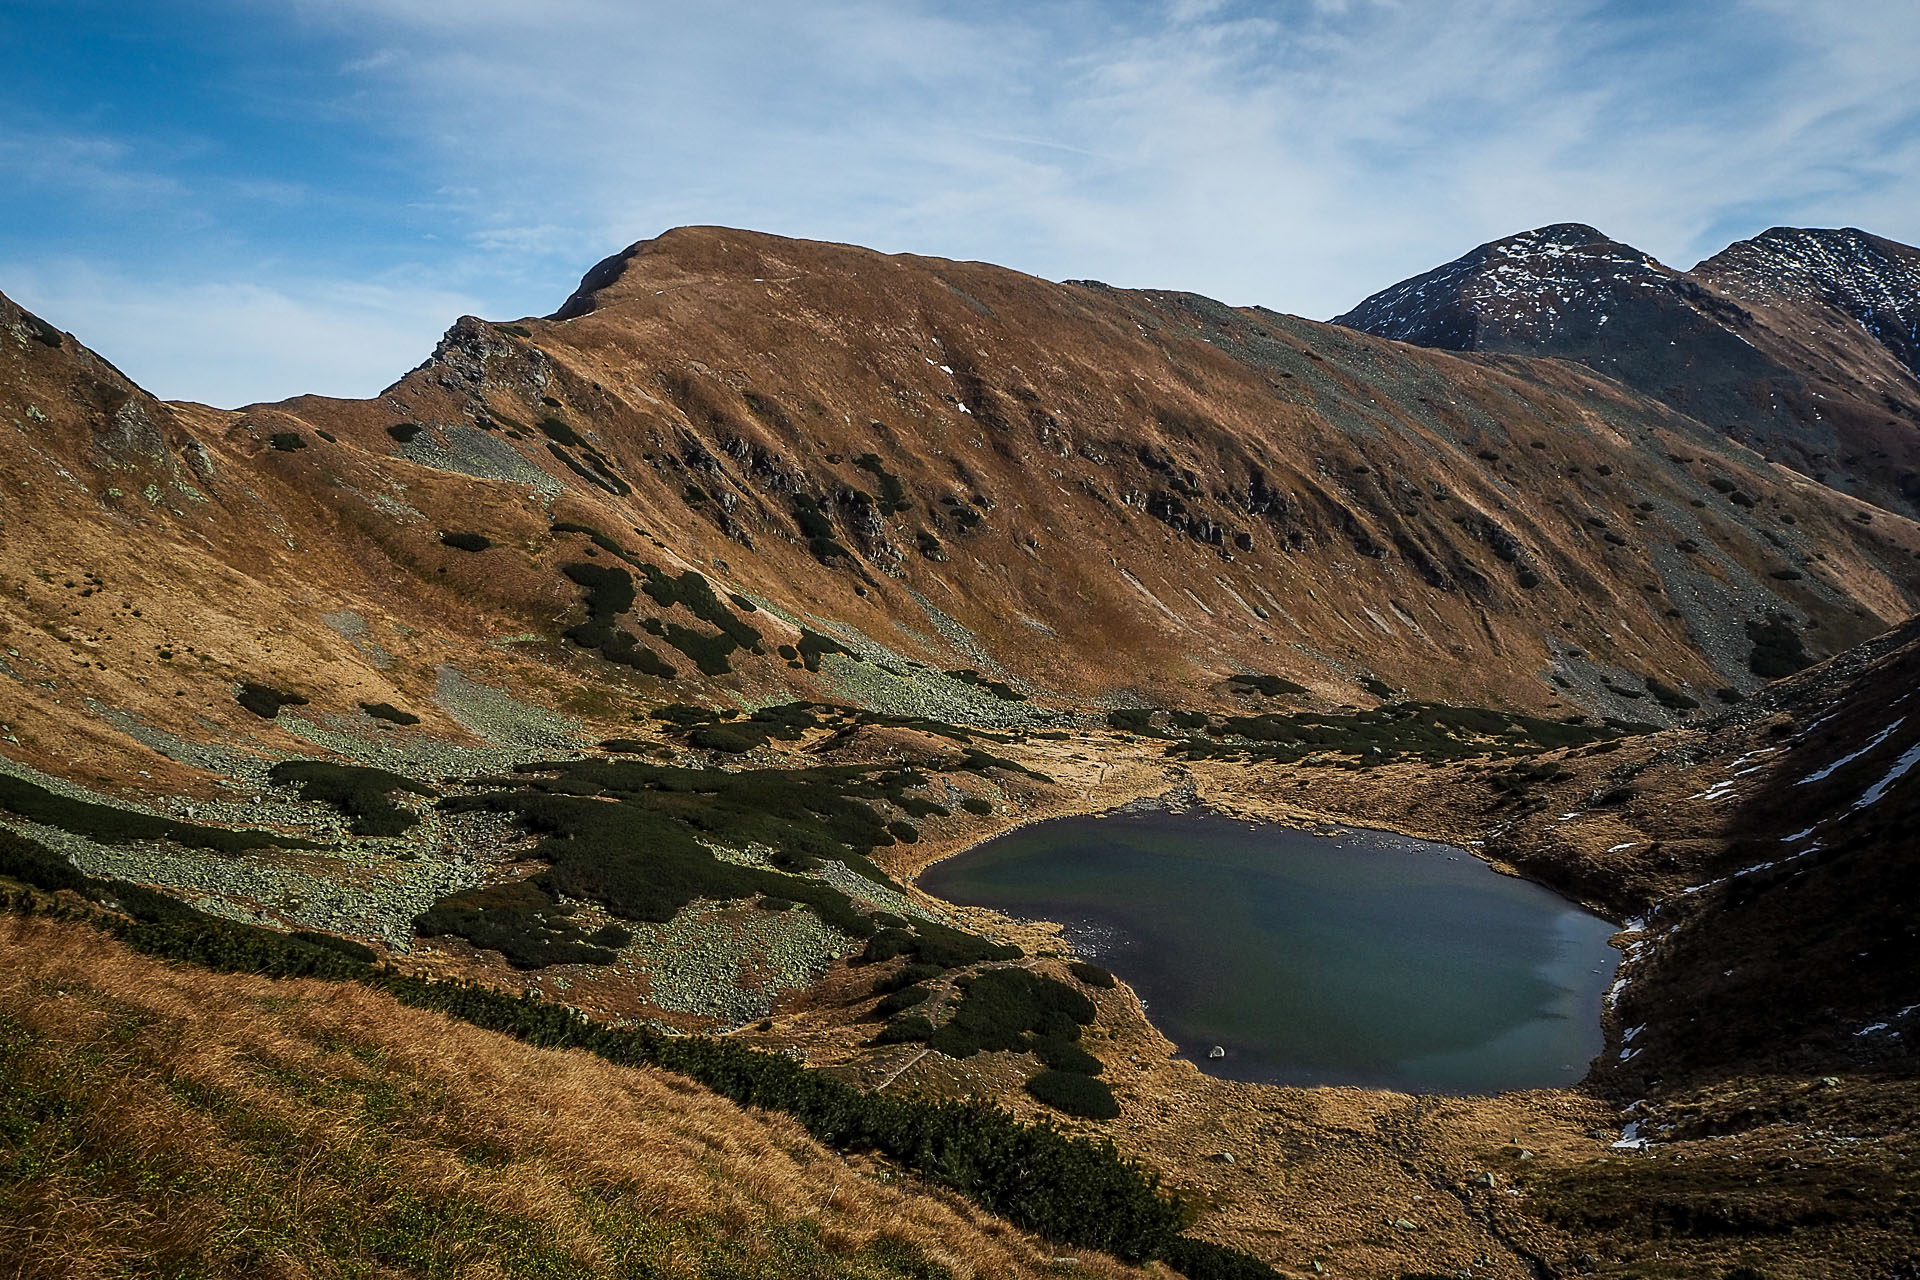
(1, 224), (1917, 1280)
(1338, 222), (1920, 520)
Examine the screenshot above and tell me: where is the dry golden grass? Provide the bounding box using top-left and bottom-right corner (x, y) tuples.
(0, 914), (1142, 1280)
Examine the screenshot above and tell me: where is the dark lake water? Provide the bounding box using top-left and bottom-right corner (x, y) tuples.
(918, 810), (1621, 1094)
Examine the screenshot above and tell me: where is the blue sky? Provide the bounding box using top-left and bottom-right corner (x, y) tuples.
(4, 0), (1917, 407)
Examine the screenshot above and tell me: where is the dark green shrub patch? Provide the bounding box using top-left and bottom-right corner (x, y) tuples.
(563, 561), (637, 616)
(425, 758), (958, 951)
(926, 968), (1095, 1059)
(1023, 1070), (1119, 1119)
(269, 432), (308, 452)
(960, 796), (994, 816)
(797, 629), (850, 671)
(0, 827), (89, 893)
(871, 1014), (936, 1046)
(1646, 677), (1700, 711)
(886, 819), (920, 844)
(0, 775), (316, 854)
(1106, 708), (1164, 736)
(1747, 613), (1811, 679)
(897, 796), (948, 819)
(386, 423), (423, 443)
(414, 880), (619, 969)
(638, 566), (761, 651)
(1358, 676), (1395, 699)
(1227, 673), (1307, 697)
(236, 682), (308, 719)
(439, 532), (493, 552)
(1034, 1038), (1104, 1074)
(267, 761), (435, 837)
(652, 703), (721, 727)
(360, 701), (421, 725)
(657, 623), (737, 676)
(946, 669), (1025, 701)
(557, 562), (673, 675)
(1069, 961), (1117, 989)
(872, 962), (945, 995)
(873, 984), (933, 1017)
(687, 723), (761, 753)
(860, 918), (1021, 971)
(657, 702), (824, 754)
(955, 748), (1053, 782)
(854, 453), (911, 514)
(550, 521), (644, 566)
(792, 495), (852, 561)
(535, 415), (585, 448)
(1173, 700), (1620, 764)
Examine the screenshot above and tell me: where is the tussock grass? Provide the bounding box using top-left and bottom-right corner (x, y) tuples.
(0, 915), (1145, 1280)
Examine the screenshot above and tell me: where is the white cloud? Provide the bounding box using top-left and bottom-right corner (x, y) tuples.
(279, 0), (1920, 320)
(2, 261), (484, 407)
(10, 0), (1920, 402)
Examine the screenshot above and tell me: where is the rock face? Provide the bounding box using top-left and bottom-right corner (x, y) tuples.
(1337, 224), (1920, 518)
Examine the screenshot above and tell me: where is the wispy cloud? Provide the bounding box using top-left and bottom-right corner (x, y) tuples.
(295, 0), (1920, 308)
(3, 260), (484, 408)
(4, 0), (1917, 404)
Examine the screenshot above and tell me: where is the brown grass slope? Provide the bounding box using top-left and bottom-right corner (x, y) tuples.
(6, 232), (1920, 798)
(0, 912), (1143, 1280)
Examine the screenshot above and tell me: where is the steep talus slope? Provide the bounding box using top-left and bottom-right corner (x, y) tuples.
(1338, 223), (1920, 518)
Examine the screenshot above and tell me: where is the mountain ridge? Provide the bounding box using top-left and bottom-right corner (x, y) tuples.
(1337, 221), (1920, 518)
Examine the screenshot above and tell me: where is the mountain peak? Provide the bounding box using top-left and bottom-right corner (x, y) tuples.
(1331, 222), (1671, 350)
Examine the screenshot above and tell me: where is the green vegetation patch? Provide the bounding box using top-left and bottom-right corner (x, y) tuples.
(359, 701), (421, 726)
(386, 423), (423, 443)
(1024, 1069), (1120, 1120)
(1167, 700), (1621, 764)
(922, 967), (1095, 1058)
(873, 964), (1118, 1118)
(0, 775), (317, 854)
(267, 761), (435, 837)
(236, 682), (308, 719)
(269, 432), (308, 452)
(854, 453), (911, 515)
(861, 918), (1022, 971)
(1228, 673), (1308, 698)
(415, 879), (618, 968)
(439, 531), (493, 552)
(558, 562), (675, 677)
(1747, 613), (1811, 679)
(946, 669), (1025, 701)
(639, 566), (762, 651)
(655, 702), (824, 755)
(550, 521), (644, 566)
(792, 494), (852, 562)
(796, 629), (850, 672)
(421, 758), (971, 962)
(1069, 961), (1117, 989)
(535, 415), (585, 448)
